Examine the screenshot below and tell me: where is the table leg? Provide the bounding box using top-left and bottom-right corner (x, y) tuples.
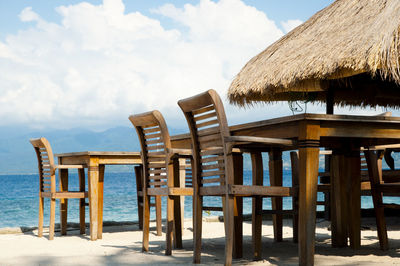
(298, 145), (319, 266)
(98, 164), (105, 239)
(88, 158), (99, 241)
(330, 152), (348, 247)
(269, 148), (283, 242)
(347, 149), (361, 249)
(233, 152), (243, 259)
(59, 168), (68, 235)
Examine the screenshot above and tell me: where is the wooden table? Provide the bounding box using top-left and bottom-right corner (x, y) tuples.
(55, 151), (141, 241)
(171, 113), (400, 265)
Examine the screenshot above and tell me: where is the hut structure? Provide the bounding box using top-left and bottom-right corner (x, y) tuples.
(228, 0), (400, 113)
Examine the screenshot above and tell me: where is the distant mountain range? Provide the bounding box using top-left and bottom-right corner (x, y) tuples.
(0, 126), (143, 174)
(1, 125), (348, 175)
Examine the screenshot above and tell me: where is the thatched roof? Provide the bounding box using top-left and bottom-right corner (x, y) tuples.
(228, 0), (400, 108)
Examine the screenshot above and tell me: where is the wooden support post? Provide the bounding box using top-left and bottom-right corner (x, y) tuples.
(326, 87), (334, 115)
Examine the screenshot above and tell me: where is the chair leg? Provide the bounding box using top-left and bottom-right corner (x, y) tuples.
(49, 198), (56, 240)
(134, 166), (143, 230)
(251, 152), (263, 259)
(78, 168), (86, 235)
(269, 149), (283, 242)
(173, 158), (183, 249)
(156, 195), (162, 236)
(292, 196), (299, 243)
(252, 196), (262, 260)
(38, 196), (44, 237)
(173, 195), (183, 249)
(224, 195), (235, 266)
(59, 169), (69, 236)
(142, 194), (151, 252)
(290, 151), (300, 243)
(166, 195), (174, 256)
(193, 195), (203, 264)
(364, 150), (389, 250)
(233, 153), (243, 259)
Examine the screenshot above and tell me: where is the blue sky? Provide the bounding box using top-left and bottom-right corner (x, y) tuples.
(0, 1), (333, 38)
(4, 0), (388, 131)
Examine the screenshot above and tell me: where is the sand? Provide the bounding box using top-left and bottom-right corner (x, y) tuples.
(1, 217), (400, 265)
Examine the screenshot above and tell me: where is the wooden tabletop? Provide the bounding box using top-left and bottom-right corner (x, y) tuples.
(55, 151), (141, 157)
(171, 113), (400, 148)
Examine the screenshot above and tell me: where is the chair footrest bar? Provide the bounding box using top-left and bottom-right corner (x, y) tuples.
(258, 209), (297, 215)
(203, 206), (223, 211)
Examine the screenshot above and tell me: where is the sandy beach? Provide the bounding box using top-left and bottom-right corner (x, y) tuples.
(1, 217), (400, 265)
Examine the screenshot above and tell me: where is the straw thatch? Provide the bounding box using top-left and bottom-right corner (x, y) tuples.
(228, 0), (400, 108)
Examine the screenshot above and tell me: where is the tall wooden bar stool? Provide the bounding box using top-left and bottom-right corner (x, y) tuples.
(178, 89), (297, 265)
(129, 111), (192, 255)
(30, 137), (87, 240)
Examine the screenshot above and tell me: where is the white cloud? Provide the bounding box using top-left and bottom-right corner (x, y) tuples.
(0, 0), (387, 130)
(0, 0), (288, 129)
(19, 7), (40, 22)
(281, 19), (302, 33)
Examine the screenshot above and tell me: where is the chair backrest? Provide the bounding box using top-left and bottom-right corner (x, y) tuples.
(129, 110), (172, 190)
(30, 137), (56, 193)
(178, 89), (233, 188)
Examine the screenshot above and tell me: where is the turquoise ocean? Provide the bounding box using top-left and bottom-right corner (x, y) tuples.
(0, 169), (378, 228)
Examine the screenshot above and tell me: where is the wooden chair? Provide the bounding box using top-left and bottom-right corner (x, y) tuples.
(178, 89), (297, 265)
(30, 137), (87, 240)
(364, 148), (400, 251)
(129, 110), (192, 255)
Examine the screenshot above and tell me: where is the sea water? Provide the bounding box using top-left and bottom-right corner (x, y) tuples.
(0, 170), (378, 228)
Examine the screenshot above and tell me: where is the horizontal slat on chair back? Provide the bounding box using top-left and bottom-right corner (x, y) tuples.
(360, 154), (370, 182)
(129, 111), (170, 189)
(30, 138), (55, 193)
(39, 149), (52, 192)
(183, 158), (193, 188)
(194, 105), (224, 186)
(179, 90), (229, 187)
